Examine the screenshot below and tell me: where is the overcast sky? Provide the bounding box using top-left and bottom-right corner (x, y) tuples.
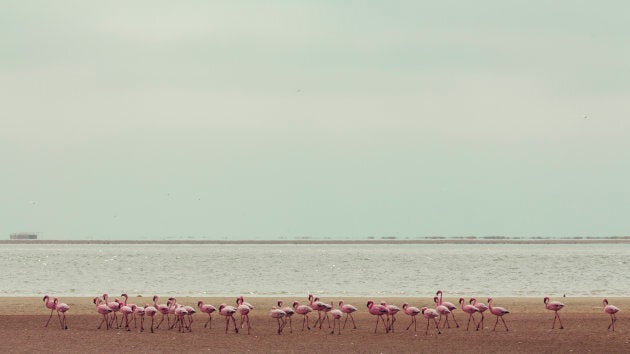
(2, 1), (629, 239)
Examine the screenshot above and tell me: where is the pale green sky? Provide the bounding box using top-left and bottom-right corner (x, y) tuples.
(1, 1), (629, 239)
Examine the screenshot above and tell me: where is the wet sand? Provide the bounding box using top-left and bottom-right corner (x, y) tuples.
(0, 297), (628, 353)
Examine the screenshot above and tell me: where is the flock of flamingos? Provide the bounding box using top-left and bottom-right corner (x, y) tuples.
(42, 290), (620, 335)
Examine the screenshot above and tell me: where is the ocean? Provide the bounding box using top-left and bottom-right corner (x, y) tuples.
(1, 242), (628, 297)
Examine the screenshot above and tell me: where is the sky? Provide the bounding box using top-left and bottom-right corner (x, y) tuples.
(1, 1), (629, 240)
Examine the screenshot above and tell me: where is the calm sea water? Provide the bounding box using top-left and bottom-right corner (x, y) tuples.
(1, 243), (628, 297)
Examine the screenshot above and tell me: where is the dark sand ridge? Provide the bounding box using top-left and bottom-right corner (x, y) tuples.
(1, 297), (628, 353)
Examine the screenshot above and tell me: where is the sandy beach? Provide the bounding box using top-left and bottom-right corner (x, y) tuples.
(0, 296), (627, 353)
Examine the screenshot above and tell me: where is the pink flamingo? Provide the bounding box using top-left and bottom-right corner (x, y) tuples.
(338, 300), (358, 329)
(329, 302), (343, 335)
(42, 295), (56, 327)
(118, 299), (133, 331)
(487, 298), (509, 331)
(236, 296), (253, 334)
(469, 298), (489, 330)
(366, 300), (389, 333)
(198, 301), (217, 329)
(544, 297), (565, 329)
(93, 297), (112, 330)
(433, 296), (452, 329)
(436, 290), (459, 328)
(402, 303), (421, 331)
(132, 305), (145, 332)
(173, 304), (189, 332)
(218, 304), (239, 333)
(120, 294), (136, 328)
(293, 301), (312, 331)
(459, 297), (479, 331)
(269, 307), (287, 335)
(144, 304), (158, 333)
(167, 297), (179, 330)
(184, 305), (196, 331)
(308, 294), (331, 329)
(421, 307), (441, 335)
(153, 295), (171, 329)
(277, 300), (295, 333)
(381, 302), (400, 332)
(53, 298), (69, 330)
(315, 297), (332, 329)
(603, 298), (620, 331)
(102, 293), (121, 328)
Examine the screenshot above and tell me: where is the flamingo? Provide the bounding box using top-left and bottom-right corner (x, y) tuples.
(421, 307), (441, 335)
(402, 303), (421, 331)
(102, 294), (121, 328)
(487, 298), (509, 331)
(381, 302), (400, 333)
(42, 295), (56, 327)
(197, 301), (217, 329)
(269, 307), (286, 335)
(277, 300), (295, 333)
(219, 304), (239, 333)
(184, 305), (196, 331)
(236, 296), (253, 334)
(329, 302), (343, 335)
(603, 298), (620, 331)
(132, 305), (145, 332)
(315, 297), (332, 329)
(120, 294), (136, 328)
(53, 298), (69, 330)
(308, 294), (331, 329)
(93, 297), (112, 330)
(469, 298), (489, 330)
(173, 304), (189, 332)
(118, 299), (133, 331)
(433, 296), (452, 329)
(459, 298), (479, 331)
(167, 297), (179, 330)
(153, 296), (171, 329)
(293, 301), (312, 331)
(338, 300), (358, 329)
(144, 304), (158, 333)
(544, 297), (565, 329)
(366, 300), (389, 333)
(436, 290), (459, 328)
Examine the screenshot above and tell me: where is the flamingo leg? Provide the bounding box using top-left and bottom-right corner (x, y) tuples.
(287, 316), (292, 333)
(45, 308), (54, 327)
(150, 316), (155, 333)
(434, 318), (441, 334)
(381, 315), (389, 333)
(204, 315), (211, 328)
(557, 312), (563, 329)
(493, 316), (499, 331)
(156, 314), (165, 329)
(477, 313), (484, 330)
(406, 316), (417, 331)
(97, 314), (106, 329)
(501, 316), (509, 331)
(140, 317), (144, 332)
(450, 312), (459, 328)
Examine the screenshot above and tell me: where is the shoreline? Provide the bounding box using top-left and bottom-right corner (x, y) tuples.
(3, 238), (630, 245)
(0, 297), (627, 353)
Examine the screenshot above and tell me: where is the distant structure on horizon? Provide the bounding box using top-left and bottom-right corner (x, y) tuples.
(9, 233), (38, 240)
